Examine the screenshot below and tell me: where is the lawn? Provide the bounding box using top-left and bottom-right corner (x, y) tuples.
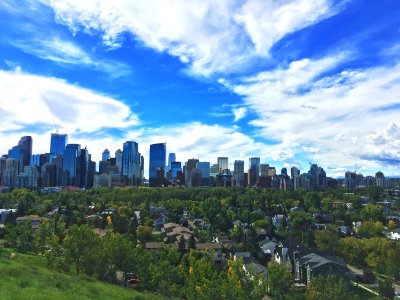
(0, 250), (168, 300)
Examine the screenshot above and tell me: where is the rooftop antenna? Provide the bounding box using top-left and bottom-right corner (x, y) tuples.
(51, 117), (59, 133)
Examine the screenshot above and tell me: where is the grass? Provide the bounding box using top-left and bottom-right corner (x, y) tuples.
(0, 250), (169, 300)
(349, 285), (381, 300)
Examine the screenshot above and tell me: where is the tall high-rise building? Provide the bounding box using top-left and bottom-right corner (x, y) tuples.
(281, 167), (288, 176)
(102, 149), (110, 161)
(115, 149), (123, 175)
(290, 166), (299, 179)
(18, 136), (33, 168)
(196, 161), (210, 186)
(217, 157), (228, 173)
(185, 158), (199, 187)
(248, 157), (260, 186)
(149, 143), (166, 187)
(122, 141), (142, 185)
(234, 160), (245, 187)
(63, 144), (80, 186)
(167, 153), (176, 173)
(171, 161), (182, 184)
(8, 136), (32, 171)
(50, 133), (67, 158)
(260, 164), (269, 176)
(76, 148), (89, 187)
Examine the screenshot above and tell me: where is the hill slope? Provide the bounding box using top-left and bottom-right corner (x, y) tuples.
(0, 250), (167, 300)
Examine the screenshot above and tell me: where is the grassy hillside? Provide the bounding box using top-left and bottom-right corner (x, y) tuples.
(0, 249), (168, 300)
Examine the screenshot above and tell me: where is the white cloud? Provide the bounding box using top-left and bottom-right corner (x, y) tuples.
(9, 37), (131, 78)
(302, 146), (319, 153)
(221, 53), (400, 172)
(233, 0), (336, 55)
(43, 0), (339, 76)
(232, 107), (248, 122)
(0, 70), (139, 137)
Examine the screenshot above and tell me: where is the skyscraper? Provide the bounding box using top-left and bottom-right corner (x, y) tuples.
(50, 133), (67, 158)
(260, 164), (269, 176)
(149, 143), (166, 187)
(63, 144), (80, 186)
(217, 157), (228, 173)
(8, 136), (32, 173)
(18, 136), (32, 168)
(281, 167), (288, 176)
(234, 160), (245, 187)
(196, 161), (210, 186)
(122, 141), (142, 185)
(115, 149), (123, 175)
(102, 149), (110, 161)
(167, 153), (176, 172)
(249, 157), (260, 186)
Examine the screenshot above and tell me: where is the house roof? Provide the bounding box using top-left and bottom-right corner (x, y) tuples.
(196, 243), (222, 250)
(298, 253), (347, 270)
(164, 222), (180, 229)
(245, 263), (267, 275)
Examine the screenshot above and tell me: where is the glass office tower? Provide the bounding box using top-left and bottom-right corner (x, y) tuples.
(122, 141), (142, 185)
(149, 143), (166, 187)
(50, 133), (67, 158)
(63, 144), (80, 186)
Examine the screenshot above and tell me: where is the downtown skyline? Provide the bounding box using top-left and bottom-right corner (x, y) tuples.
(1, 0), (400, 178)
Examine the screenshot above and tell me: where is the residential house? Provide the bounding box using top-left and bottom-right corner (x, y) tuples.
(15, 215), (43, 230)
(153, 214), (170, 229)
(243, 262), (267, 280)
(388, 228), (400, 241)
(294, 252), (349, 284)
(0, 209), (17, 225)
(258, 238), (277, 261)
(196, 243), (223, 262)
(272, 215), (286, 228)
(234, 252), (252, 264)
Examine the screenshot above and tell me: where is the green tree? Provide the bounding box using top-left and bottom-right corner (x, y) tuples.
(358, 220), (384, 236)
(378, 278), (395, 300)
(98, 233), (134, 283)
(64, 224), (100, 275)
(267, 261), (292, 299)
(314, 226), (339, 254)
(136, 225), (153, 245)
(306, 275), (349, 300)
(304, 192), (321, 210)
(178, 234), (186, 254)
(5, 222), (35, 253)
(362, 204), (384, 222)
(188, 234), (196, 250)
(367, 185), (383, 202)
(289, 211), (313, 230)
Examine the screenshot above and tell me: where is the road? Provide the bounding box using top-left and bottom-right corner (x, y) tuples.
(348, 264), (400, 295)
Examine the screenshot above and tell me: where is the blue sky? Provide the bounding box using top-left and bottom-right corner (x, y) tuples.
(0, 0), (400, 178)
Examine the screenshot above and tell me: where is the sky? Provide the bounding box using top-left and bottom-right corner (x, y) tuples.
(0, 0), (400, 178)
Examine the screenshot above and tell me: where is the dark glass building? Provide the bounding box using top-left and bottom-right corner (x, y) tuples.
(149, 143), (166, 187)
(63, 144), (80, 186)
(102, 149), (110, 161)
(50, 133), (67, 158)
(122, 141), (142, 185)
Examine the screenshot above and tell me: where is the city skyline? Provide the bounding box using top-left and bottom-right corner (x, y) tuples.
(1, 0), (400, 178)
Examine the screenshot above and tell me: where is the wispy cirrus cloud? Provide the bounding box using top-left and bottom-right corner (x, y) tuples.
(9, 36), (131, 78)
(44, 0), (343, 77)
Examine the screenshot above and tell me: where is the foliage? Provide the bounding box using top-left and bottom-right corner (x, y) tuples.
(267, 261), (292, 299)
(306, 275), (349, 300)
(378, 278), (395, 300)
(0, 250), (166, 300)
(314, 226), (339, 254)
